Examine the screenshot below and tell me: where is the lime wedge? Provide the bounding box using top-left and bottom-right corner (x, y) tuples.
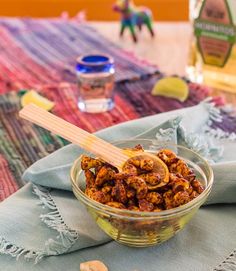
(151, 77), (189, 102)
(21, 90), (55, 111)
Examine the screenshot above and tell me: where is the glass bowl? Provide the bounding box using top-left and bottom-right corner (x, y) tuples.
(70, 139), (213, 247)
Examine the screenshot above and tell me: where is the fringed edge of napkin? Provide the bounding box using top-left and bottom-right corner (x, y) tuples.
(0, 236), (44, 263)
(202, 98), (236, 141)
(178, 126), (224, 163)
(0, 185), (79, 263)
(33, 185), (79, 254)
(155, 98), (235, 163)
(213, 249), (236, 271)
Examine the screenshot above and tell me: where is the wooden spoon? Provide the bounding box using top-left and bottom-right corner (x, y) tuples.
(19, 104), (169, 185)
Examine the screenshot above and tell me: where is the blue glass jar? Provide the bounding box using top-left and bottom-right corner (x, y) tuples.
(76, 54), (115, 113)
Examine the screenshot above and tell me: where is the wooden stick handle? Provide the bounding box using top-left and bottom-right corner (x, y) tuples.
(19, 104), (128, 168)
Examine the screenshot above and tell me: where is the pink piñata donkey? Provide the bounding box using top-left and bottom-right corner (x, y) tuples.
(113, 0), (154, 42)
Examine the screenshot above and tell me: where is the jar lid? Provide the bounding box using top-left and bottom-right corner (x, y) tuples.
(76, 54), (114, 73)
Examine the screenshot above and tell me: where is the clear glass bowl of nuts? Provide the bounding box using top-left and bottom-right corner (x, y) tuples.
(70, 139), (213, 247)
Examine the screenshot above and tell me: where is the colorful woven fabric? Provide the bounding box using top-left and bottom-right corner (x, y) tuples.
(0, 17), (158, 93)
(0, 92), (65, 200)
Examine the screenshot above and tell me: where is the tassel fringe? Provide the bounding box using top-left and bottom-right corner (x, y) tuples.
(0, 236), (46, 263)
(202, 98), (236, 142)
(155, 98), (235, 162)
(0, 185), (79, 263)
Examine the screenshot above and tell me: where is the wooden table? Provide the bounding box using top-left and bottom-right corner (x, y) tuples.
(92, 22), (236, 105)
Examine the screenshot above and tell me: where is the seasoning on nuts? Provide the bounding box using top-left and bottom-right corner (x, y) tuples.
(81, 146), (205, 212)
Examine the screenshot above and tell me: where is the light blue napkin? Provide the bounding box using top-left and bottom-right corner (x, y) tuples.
(0, 99), (235, 271)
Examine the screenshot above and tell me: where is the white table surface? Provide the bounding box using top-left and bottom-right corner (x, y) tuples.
(91, 22), (192, 77)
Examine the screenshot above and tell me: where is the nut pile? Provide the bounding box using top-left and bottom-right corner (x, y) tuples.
(81, 145), (204, 212)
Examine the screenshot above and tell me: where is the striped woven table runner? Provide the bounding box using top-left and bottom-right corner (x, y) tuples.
(0, 17), (158, 93)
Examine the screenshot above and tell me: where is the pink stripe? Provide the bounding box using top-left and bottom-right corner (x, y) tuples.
(0, 155), (18, 201)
